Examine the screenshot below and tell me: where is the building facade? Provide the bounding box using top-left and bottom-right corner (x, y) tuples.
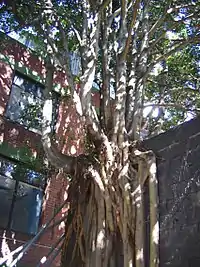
(0, 34), (99, 266)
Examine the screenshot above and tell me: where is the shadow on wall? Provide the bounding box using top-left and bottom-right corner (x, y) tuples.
(1, 35), (70, 94)
(55, 97), (85, 156)
(0, 117), (43, 168)
(0, 61), (13, 115)
(144, 116), (200, 267)
(0, 35), (88, 267)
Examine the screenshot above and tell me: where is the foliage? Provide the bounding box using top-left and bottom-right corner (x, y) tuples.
(0, 1), (199, 137)
(0, 2), (199, 138)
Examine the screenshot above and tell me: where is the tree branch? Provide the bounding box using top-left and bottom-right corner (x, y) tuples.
(122, 0), (141, 59)
(107, 7), (121, 28)
(149, 1), (198, 38)
(41, 57), (77, 173)
(100, 10), (111, 132)
(74, 5), (105, 145)
(146, 36), (200, 78)
(57, 20), (76, 94)
(127, 0), (149, 140)
(80, 10), (101, 114)
(99, 0), (112, 11)
(148, 3), (171, 38)
(112, 0), (129, 146)
(149, 8), (200, 51)
(71, 25), (82, 45)
(143, 103), (200, 113)
(41, 56), (101, 174)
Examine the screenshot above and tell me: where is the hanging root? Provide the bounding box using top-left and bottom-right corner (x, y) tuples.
(148, 154), (159, 267)
(61, 146), (159, 267)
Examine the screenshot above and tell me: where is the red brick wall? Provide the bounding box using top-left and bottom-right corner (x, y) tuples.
(0, 171), (70, 267)
(56, 97), (85, 155)
(0, 37), (87, 266)
(1, 39), (68, 88)
(0, 61), (13, 115)
(0, 229), (62, 267)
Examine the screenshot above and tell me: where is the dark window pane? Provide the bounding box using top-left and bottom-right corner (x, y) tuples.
(25, 170), (45, 188)
(0, 159), (17, 179)
(36, 86), (44, 99)
(5, 84), (43, 131)
(11, 182), (43, 235)
(6, 73), (60, 133)
(18, 169), (45, 189)
(0, 157), (45, 235)
(0, 158), (45, 188)
(13, 75), (25, 87)
(0, 175), (15, 228)
(5, 84), (25, 123)
(13, 74), (43, 98)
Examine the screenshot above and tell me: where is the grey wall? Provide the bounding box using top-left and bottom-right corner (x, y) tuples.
(144, 116), (200, 267)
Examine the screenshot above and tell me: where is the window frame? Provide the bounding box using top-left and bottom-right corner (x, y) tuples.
(0, 155), (46, 236)
(5, 71), (60, 135)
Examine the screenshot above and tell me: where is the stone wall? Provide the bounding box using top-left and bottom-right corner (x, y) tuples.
(144, 116), (200, 267)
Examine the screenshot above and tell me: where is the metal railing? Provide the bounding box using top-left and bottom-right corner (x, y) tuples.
(0, 200), (68, 267)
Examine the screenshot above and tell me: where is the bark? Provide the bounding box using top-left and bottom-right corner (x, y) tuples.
(60, 142), (158, 267)
(148, 154), (159, 267)
(127, 0), (149, 140)
(38, 2), (160, 267)
(100, 9), (111, 132)
(134, 160), (147, 267)
(42, 52), (159, 267)
(111, 0), (128, 147)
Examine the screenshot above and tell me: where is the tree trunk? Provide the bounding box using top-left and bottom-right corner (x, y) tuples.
(60, 143), (159, 267)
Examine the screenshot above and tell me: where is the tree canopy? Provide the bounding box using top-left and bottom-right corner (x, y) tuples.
(0, 0), (199, 139)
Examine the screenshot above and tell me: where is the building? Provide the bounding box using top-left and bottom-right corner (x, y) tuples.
(0, 33), (99, 266)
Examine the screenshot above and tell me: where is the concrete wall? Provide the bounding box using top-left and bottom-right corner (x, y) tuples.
(144, 116), (200, 267)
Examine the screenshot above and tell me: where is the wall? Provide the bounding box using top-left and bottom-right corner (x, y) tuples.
(0, 35), (91, 266)
(144, 116), (200, 267)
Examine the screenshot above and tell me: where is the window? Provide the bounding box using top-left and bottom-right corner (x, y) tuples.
(69, 52), (81, 76)
(0, 156), (45, 235)
(5, 72), (59, 133)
